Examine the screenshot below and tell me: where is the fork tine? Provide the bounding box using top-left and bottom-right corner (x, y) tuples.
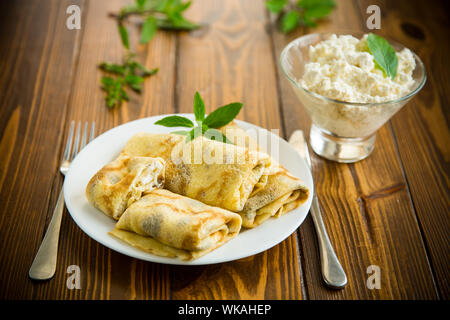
(80, 122), (88, 150)
(71, 122), (81, 161)
(62, 121), (75, 162)
(89, 122), (95, 142)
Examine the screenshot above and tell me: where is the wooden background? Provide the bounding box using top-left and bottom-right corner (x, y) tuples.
(0, 0), (448, 300)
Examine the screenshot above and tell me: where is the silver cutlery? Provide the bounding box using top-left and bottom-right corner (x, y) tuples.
(29, 121), (95, 280)
(289, 130), (347, 289)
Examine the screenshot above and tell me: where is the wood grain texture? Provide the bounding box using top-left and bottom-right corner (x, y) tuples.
(355, 0), (450, 299)
(270, 0), (438, 299)
(170, 0), (302, 300)
(0, 0), (83, 299)
(0, 0), (447, 300)
(33, 0), (176, 299)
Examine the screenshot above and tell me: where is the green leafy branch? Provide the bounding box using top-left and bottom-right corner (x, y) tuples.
(100, 0), (200, 108)
(114, 0), (200, 45)
(266, 0), (336, 33)
(100, 53), (158, 108)
(155, 92), (243, 143)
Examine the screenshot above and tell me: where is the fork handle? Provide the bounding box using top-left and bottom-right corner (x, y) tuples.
(310, 195), (348, 289)
(29, 188), (65, 280)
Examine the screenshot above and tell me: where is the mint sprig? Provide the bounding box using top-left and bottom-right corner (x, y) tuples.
(266, 0), (336, 33)
(155, 92), (242, 143)
(99, 0), (200, 108)
(117, 0), (200, 45)
(99, 54), (158, 108)
(367, 33), (398, 80)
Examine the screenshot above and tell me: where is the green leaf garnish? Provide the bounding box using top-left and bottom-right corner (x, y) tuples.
(366, 33), (398, 80)
(299, 0), (336, 20)
(266, 0), (288, 13)
(154, 115), (195, 128)
(186, 126), (202, 143)
(171, 130), (191, 136)
(140, 16), (158, 44)
(99, 55), (158, 108)
(101, 76), (129, 108)
(118, 23), (129, 49)
(204, 128), (232, 144)
(136, 0), (146, 10)
(155, 92), (242, 144)
(99, 0), (200, 108)
(266, 0), (335, 33)
(203, 102), (243, 128)
(99, 63), (126, 75)
(193, 91), (205, 122)
(281, 10), (300, 33)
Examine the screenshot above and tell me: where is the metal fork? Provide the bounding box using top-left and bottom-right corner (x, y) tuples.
(29, 121), (95, 280)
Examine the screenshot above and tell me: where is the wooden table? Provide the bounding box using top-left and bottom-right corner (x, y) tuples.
(0, 0), (448, 300)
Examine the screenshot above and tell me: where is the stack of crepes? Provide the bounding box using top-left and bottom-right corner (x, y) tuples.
(86, 123), (309, 260)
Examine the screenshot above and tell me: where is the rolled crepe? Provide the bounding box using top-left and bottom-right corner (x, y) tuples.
(109, 189), (242, 260)
(239, 166), (309, 227)
(220, 122), (310, 228)
(86, 154), (165, 220)
(122, 133), (271, 212)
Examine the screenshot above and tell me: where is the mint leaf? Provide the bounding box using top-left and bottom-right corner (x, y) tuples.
(99, 63), (126, 75)
(203, 102), (243, 128)
(140, 67), (159, 77)
(266, 0), (287, 13)
(193, 91), (205, 121)
(101, 76), (115, 88)
(118, 23), (130, 49)
(171, 130), (190, 136)
(281, 10), (300, 33)
(204, 128), (232, 144)
(156, 92), (242, 144)
(140, 16), (157, 44)
(125, 74), (144, 91)
(298, 0), (335, 20)
(176, 1), (192, 12)
(127, 60), (158, 76)
(101, 76), (128, 108)
(186, 126), (202, 143)
(367, 33), (398, 79)
(155, 115), (195, 128)
(136, 0), (147, 10)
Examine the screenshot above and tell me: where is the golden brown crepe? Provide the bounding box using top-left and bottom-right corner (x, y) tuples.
(239, 166), (309, 227)
(122, 133), (271, 212)
(86, 154), (165, 220)
(109, 189), (242, 260)
(220, 122), (310, 228)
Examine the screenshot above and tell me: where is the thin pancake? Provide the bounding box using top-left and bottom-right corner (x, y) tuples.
(122, 133), (271, 212)
(109, 189), (242, 260)
(220, 122), (310, 228)
(86, 154), (165, 220)
(240, 166), (309, 227)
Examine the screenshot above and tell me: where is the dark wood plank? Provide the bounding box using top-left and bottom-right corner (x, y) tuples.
(0, 0), (83, 299)
(31, 0), (177, 299)
(170, 0), (303, 300)
(355, 0), (449, 299)
(270, 0), (438, 299)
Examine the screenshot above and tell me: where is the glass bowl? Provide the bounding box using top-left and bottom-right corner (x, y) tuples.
(280, 32), (426, 163)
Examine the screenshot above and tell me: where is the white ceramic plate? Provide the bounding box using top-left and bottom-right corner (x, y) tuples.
(63, 115), (314, 265)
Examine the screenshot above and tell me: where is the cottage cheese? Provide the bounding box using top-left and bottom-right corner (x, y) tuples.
(300, 34), (416, 103)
